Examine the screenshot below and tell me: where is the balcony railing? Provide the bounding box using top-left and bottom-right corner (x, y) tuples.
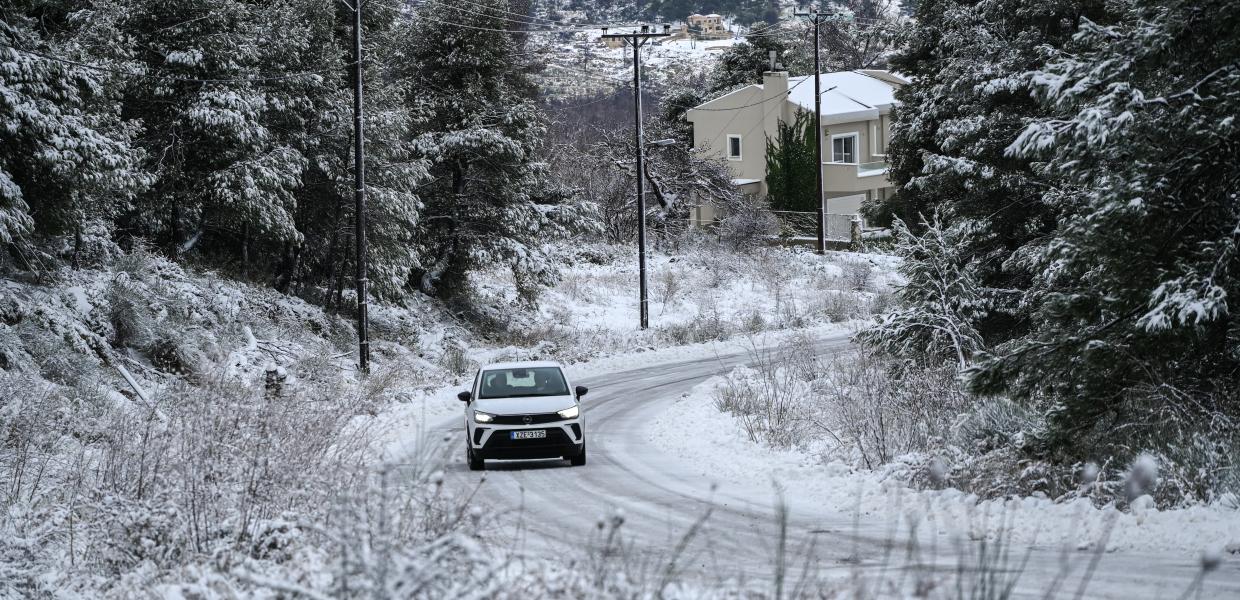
(857, 160), (889, 177)
(821, 160), (892, 192)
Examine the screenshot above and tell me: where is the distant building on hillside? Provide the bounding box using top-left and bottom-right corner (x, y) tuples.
(687, 13), (729, 39)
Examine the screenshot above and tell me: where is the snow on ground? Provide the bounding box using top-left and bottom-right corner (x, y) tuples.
(535, 22), (750, 99)
(450, 243), (898, 383)
(648, 377), (1240, 557)
(524, 244), (894, 335)
(374, 243), (898, 461)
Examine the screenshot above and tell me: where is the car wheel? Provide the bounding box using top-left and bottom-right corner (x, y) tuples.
(467, 445), (484, 471)
(569, 444), (586, 467)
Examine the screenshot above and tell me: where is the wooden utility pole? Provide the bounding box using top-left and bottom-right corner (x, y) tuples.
(352, 0), (370, 374)
(795, 8), (838, 254)
(601, 24), (671, 330)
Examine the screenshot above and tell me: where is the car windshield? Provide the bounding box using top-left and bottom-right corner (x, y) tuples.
(478, 367), (569, 399)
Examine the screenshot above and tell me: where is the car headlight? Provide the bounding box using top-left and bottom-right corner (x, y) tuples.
(474, 411), (495, 424)
(557, 405), (579, 420)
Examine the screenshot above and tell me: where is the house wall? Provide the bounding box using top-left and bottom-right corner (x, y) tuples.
(687, 72), (897, 221)
(687, 84), (771, 191)
(820, 116), (894, 215)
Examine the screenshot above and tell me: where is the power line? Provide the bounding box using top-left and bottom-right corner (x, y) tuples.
(0, 42), (352, 84)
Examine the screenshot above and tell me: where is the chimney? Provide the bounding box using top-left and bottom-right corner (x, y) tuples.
(761, 69), (789, 179)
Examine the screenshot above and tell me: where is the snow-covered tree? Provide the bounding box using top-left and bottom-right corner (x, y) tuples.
(400, 0), (578, 304)
(859, 213), (987, 369)
(0, 3), (144, 263)
(112, 0), (311, 257)
(764, 110), (816, 213)
(288, 1), (426, 301)
(878, 0), (1107, 347)
(707, 21), (813, 95)
(969, 0), (1240, 446)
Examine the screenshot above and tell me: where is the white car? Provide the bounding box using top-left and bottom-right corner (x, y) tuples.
(459, 361), (587, 471)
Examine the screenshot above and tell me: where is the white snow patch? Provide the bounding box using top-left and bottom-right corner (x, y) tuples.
(648, 378), (1240, 557)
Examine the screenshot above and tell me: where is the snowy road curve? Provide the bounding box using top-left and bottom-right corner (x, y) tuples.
(435, 333), (1240, 598)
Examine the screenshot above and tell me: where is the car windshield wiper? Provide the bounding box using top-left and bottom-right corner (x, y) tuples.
(497, 392), (565, 398)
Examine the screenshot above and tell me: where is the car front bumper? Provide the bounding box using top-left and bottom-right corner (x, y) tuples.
(471, 422), (583, 460)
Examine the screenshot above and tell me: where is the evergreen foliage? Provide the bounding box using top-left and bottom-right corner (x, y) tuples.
(401, 0), (578, 304)
(969, 0), (1240, 449)
(873, 0), (1240, 457)
(858, 213), (986, 370)
(706, 22), (813, 95)
(0, 3), (145, 253)
(1, 0), (575, 304)
(879, 0), (1106, 345)
(763, 110), (816, 213)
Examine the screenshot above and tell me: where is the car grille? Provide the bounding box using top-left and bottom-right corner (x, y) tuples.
(483, 427), (574, 450)
(490, 412), (564, 425)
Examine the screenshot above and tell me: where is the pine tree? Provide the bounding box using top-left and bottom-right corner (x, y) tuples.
(110, 0), (334, 263)
(401, 0), (577, 304)
(969, 0), (1240, 450)
(878, 0), (1107, 345)
(290, 1), (425, 301)
(707, 22), (813, 95)
(764, 110), (816, 213)
(0, 2), (144, 261)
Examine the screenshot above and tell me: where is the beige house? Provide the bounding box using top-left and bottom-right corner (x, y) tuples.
(687, 13), (729, 39)
(685, 69), (907, 229)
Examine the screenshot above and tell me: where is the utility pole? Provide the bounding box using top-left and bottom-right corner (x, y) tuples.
(352, 0), (370, 374)
(601, 24), (670, 330)
(795, 8), (835, 254)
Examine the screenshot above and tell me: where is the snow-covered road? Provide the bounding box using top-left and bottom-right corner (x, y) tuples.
(432, 332), (1240, 598)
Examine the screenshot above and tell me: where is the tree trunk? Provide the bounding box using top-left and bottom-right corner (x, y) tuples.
(170, 198), (182, 261)
(323, 196), (345, 306)
(241, 223), (250, 279)
(418, 161), (466, 296)
(72, 222), (83, 270)
(335, 233), (350, 311)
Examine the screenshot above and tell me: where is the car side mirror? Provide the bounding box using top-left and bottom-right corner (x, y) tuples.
(457, 391), (471, 402)
(575, 385), (588, 398)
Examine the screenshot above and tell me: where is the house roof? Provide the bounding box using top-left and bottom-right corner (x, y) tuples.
(687, 83), (763, 112)
(685, 70), (906, 124)
(787, 71), (906, 125)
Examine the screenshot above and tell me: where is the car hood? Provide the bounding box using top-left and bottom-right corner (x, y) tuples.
(473, 395), (576, 415)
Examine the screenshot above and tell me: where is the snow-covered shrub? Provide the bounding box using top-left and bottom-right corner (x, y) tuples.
(104, 275), (155, 349)
(841, 259), (873, 292)
(816, 290), (868, 323)
(657, 313), (732, 346)
(814, 349), (968, 469)
(953, 398), (1037, 454)
(857, 214), (986, 370)
(16, 319), (94, 387)
(712, 338), (822, 448)
(653, 268), (682, 306)
(438, 341), (474, 376)
(717, 194), (778, 251)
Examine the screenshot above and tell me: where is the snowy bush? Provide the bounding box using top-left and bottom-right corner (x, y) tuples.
(857, 214), (986, 370)
(813, 349), (968, 469)
(104, 276), (156, 349)
(717, 194), (779, 251)
(713, 341), (820, 448)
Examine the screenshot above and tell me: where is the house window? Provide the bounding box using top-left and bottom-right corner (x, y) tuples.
(871, 123), (882, 156)
(727, 135), (742, 160)
(832, 133), (857, 164)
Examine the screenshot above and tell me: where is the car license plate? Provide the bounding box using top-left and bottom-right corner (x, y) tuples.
(511, 430), (546, 440)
